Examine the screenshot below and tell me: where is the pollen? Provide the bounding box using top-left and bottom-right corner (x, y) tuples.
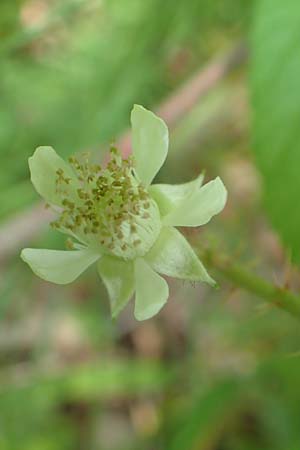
(53, 147), (161, 259)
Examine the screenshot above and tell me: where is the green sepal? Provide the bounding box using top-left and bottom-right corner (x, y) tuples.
(145, 226), (215, 286)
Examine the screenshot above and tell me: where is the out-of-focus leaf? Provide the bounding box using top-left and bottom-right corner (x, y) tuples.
(169, 379), (242, 450)
(251, 0), (300, 262)
(0, 360), (171, 404)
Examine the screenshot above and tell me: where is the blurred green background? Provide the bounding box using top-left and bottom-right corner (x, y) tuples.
(2, 1), (300, 449)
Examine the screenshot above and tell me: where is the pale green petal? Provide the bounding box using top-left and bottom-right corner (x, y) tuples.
(21, 248), (100, 284)
(97, 256), (135, 318)
(163, 177), (227, 227)
(29, 146), (78, 206)
(145, 226), (215, 286)
(149, 173), (204, 217)
(131, 105), (169, 186)
(134, 258), (169, 321)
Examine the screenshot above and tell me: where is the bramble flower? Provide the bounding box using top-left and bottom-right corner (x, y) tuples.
(21, 105), (227, 320)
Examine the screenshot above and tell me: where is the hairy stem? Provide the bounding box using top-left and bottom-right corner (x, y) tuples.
(201, 249), (300, 319)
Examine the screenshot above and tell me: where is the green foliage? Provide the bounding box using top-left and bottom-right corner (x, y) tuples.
(7, 1), (300, 450)
(251, 0), (300, 262)
(169, 379), (242, 450)
(0, 360), (170, 450)
(0, 359), (170, 401)
(0, 0), (250, 218)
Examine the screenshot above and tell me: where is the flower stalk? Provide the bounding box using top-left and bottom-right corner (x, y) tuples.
(201, 249), (300, 319)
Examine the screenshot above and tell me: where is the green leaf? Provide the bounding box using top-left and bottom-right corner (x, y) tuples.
(251, 0), (300, 262)
(149, 173), (204, 217)
(0, 360), (171, 402)
(145, 226), (215, 285)
(97, 255), (135, 318)
(131, 104), (169, 186)
(162, 177), (227, 227)
(29, 146), (78, 206)
(21, 248), (100, 284)
(134, 258), (169, 321)
(170, 379), (241, 450)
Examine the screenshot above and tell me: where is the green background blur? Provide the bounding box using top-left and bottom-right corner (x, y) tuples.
(2, 1), (300, 449)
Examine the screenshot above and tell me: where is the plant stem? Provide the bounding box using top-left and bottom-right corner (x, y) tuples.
(201, 250), (300, 319)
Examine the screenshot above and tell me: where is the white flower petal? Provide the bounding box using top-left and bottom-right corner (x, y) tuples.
(163, 177), (227, 227)
(21, 248), (100, 284)
(134, 258), (169, 321)
(131, 105), (169, 186)
(97, 256), (135, 318)
(149, 173), (204, 217)
(29, 146), (78, 206)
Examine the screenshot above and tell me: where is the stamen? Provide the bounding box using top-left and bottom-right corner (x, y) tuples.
(53, 148), (161, 259)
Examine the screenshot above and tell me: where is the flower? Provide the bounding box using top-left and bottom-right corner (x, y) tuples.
(21, 105), (227, 320)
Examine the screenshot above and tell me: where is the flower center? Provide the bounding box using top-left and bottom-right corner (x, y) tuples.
(51, 148), (161, 260)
